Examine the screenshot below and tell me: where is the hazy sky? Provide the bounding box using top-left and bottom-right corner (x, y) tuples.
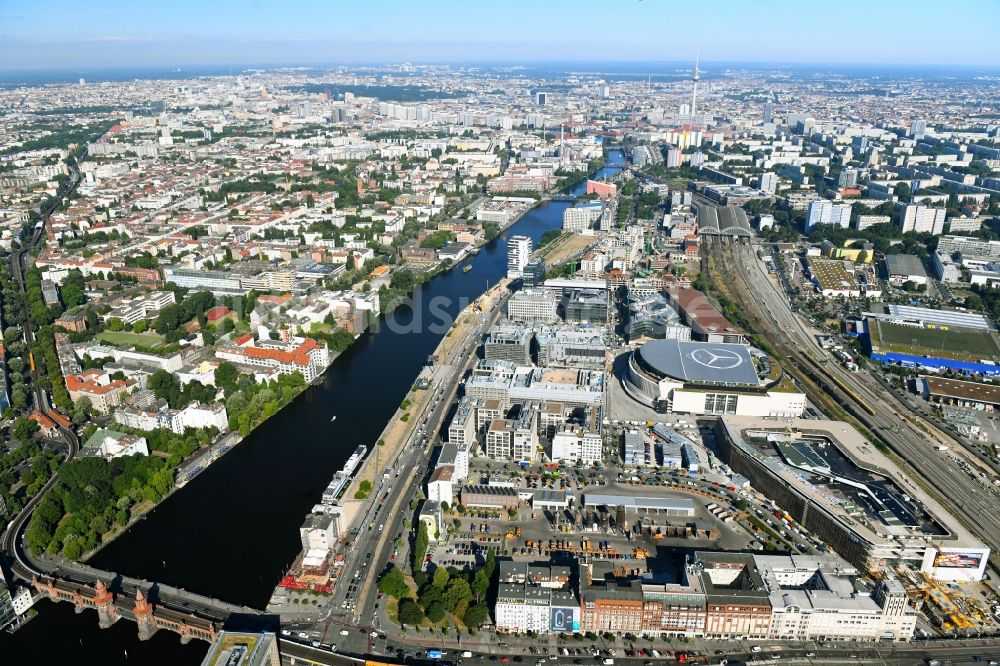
(2, 0), (998, 70)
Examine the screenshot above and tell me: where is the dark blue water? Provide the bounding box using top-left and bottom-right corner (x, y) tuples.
(0, 153), (623, 665)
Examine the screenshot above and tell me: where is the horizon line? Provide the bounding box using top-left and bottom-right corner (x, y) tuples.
(3, 59), (1000, 75)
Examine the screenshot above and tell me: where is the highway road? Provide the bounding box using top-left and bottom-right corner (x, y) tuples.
(711, 238), (1000, 562)
(319, 289), (510, 643)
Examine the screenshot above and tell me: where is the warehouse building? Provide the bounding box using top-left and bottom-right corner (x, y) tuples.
(883, 254), (928, 286)
(918, 375), (1000, 410)
(582, 494), (696, 517)
(461, 484), (520, 510)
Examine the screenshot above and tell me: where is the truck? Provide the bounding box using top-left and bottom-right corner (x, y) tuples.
(427, 650), (447, 660)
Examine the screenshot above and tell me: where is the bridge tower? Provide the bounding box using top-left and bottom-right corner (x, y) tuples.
(133, 588), (156, 641)
(93, 579), (119, 629)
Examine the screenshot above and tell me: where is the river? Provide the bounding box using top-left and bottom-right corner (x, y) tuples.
(0, 150), (623, 665)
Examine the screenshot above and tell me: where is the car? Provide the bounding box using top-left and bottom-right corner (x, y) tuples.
(280, 629), (291, 637)
(549, 656), (558, 661)
(501, 658), (509, 663)
(312, 641), (322, 648)
(339, 629), (349, 636)
(715, 650), (725, 656)
(805, 653), (816, 658)
(770, 655), (781, 661)
(298, 632), (309, 639)
(329, 645), (337, 653)
(750, 646), (761, 653)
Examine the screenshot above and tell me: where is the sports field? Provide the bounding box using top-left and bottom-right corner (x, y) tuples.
(96, 331), (166, 348)
(871, 319), (1000, 362)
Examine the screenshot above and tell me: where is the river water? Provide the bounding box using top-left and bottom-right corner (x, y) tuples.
(0, 151), (623, 665)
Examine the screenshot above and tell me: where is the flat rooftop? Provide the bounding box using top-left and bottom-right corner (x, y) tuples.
(810, 259), (858, 291)
(718, 416), (985, 551)
(921, 375), (1000, 405)
(582, 493), (696, 514)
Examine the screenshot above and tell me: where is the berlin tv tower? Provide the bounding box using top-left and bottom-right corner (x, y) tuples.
(690, 46), (701, 118)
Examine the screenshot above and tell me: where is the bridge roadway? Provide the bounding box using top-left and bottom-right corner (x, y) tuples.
(37, 557), (261, 621)
(714, 239), (1000, 560)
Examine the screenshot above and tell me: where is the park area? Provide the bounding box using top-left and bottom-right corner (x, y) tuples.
(96, 330), (167, 348)
(536, 231), (597, 266)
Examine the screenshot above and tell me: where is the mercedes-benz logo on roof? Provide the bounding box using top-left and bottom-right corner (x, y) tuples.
(690, 347), (743, 370)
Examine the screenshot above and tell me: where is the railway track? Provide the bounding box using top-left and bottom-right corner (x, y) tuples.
(2, 160), (83, 582)
(702, 237), (1000, 564)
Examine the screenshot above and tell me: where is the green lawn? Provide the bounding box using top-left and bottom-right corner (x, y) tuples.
(96, 331), (166, 348)
(872, 320), (1000, 361)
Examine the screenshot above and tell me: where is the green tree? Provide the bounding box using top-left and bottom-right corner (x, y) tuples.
(471, 569), (490, 602)
(12, 417), (39, 444)
(106, 317), (124, 331)
(426, 600), (446, 623)
(398, 598), (425, 625)
(443, 578), (472, 612)
(463, 604), (489, 629)
(484, 548), (497, 580)
(412, 520), (430, 571)
(894, 182), (912, 203)
(432, 565), (450, 591)
(214, 361), (239, 396)
(71, 397), (93, 425)
(355, 479), (373, 499)
(378, 565), (410, 599)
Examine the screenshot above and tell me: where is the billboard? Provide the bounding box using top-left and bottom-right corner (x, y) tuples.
(550, 606), (580, 632)
(933, 551), (984, 569)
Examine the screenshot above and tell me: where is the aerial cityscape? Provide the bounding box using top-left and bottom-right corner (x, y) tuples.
(2, 1), (1000, 665)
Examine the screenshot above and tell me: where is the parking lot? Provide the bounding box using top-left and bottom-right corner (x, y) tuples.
(428, 456), (813, 574)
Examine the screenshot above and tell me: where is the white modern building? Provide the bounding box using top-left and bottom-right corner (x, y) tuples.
(550, 428), (603, 465)
(563, 204), (603, 232)
(758, 554), (916, 642)
(506, 289), (558, 324)
(507, 235), (533, 278)
(898, 204), (947, 235)
(806, 200), (852, 230)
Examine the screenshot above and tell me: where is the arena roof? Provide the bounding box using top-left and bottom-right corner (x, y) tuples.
(636, 339), (760, 387)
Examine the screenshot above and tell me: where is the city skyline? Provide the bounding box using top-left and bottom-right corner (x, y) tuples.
(2, 0), (999, 70)
(2, 3), (1000, 664)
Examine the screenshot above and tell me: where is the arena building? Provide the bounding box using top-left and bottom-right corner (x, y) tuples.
(621, 339), (806, 417)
